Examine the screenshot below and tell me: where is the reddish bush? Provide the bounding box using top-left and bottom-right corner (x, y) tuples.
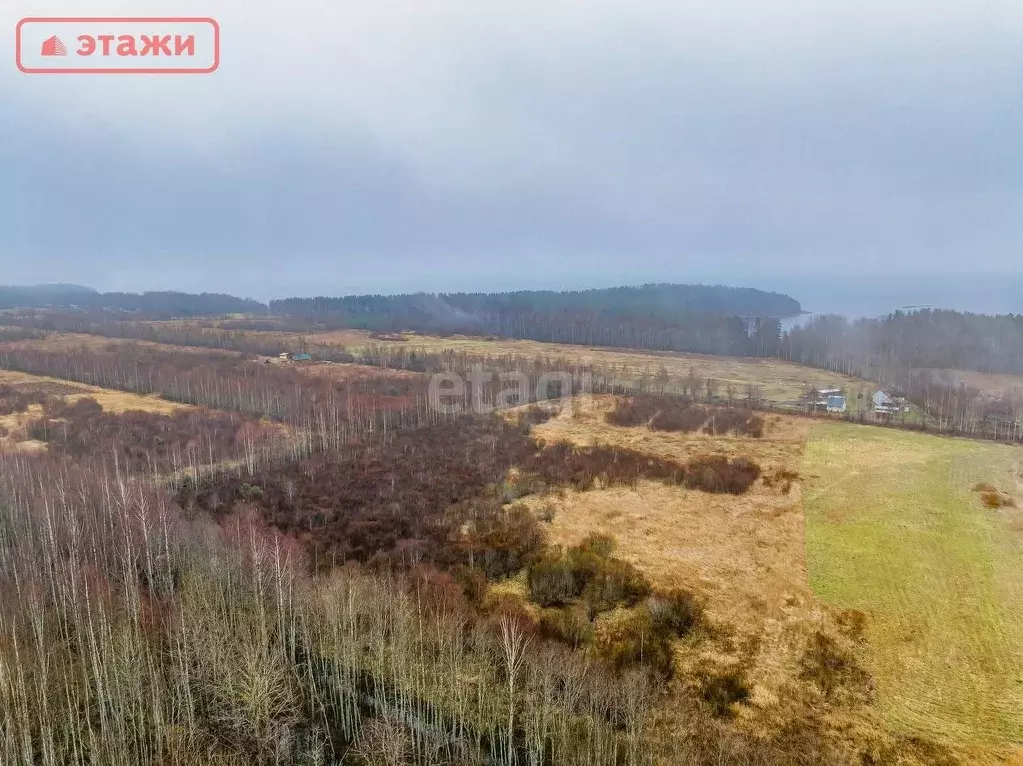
(683, 455), (761, 494)
(609, 395), (764, 437)
(606, 397), (666, 427)
(27, 396), (275, 474)
(179, 417), (539, 569)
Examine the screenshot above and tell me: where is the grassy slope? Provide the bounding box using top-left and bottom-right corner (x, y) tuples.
(316, 330), (866, 407)
(803, 423), (1023, 747)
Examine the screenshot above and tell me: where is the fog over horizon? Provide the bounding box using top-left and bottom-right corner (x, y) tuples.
(1, 1), (1020, 315)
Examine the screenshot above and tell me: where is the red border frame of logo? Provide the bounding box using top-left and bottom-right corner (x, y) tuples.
(16, 17), (219, 74)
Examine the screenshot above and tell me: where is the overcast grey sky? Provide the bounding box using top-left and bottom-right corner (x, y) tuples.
(1, 1), (1020, 307)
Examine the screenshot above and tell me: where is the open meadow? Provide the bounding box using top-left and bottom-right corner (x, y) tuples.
(504, 396), (882, 745)
(803, 423), (1023, 757)
(317, 331), (871, 407)
(507, 396), (1023, 761)
(123, 320), (871, 409)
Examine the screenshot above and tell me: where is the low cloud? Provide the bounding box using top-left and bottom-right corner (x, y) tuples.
(1, 0), (1020, 298)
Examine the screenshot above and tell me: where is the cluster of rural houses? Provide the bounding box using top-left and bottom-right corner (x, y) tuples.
(276, 351), (312, 363)
(807, 386), (909, 420)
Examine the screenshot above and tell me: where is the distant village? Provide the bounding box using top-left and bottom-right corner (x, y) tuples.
(806, 385), (910, 421)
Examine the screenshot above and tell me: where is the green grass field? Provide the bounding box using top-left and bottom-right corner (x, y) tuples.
(803, 423), (1023, 749)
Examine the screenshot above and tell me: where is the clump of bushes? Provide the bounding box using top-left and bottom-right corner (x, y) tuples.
(651, 405), (709, 433)
(700, 669), (751, 717)
(607, 395), (764, 437)
(528, 535), (708, 677)
(591, 609), (673, 675)
(0, 384), (51, 416)
(605, 396), (665, 427)
(763, 468), (800, 494)
(528, 533), (649, 614)
(701, 408), (764, 437)
(582, 557), (653, 617)
(519, 442), (686, 491)
(972, 482), (1016, 508)
(647, 588), (705, 638)
(683, 455), (761, 494)
(799, 631), (869, 698)
(518, 404), (558, 427)
(472, 504), (546, 579)
(527, 550), (577, 606)
(538, 604), (593, 648)
(519, 441), (762, 495)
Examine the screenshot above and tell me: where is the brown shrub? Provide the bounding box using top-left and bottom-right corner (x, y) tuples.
(608, 395), (764, 437)
(575, 532), (616, 558)
(582, 558), (652, 617)
(980, 490), (1015, 508)
(700, 669), (750, 717)
(454, 566), (489, 608)
(835, 609), (868, 642)
(591, 609), (673, 675)
(0, 384), (51, 416)
(473, 504), (546, 579)
(763, 468), (800, 494)
(519, 441), (686, 491)
(528, 550), (577, 607)
(605, 396), (665, 427)
(647, 589), (704, 637)
(538, 605), (593, 648)
(701, 408), (764, 437)
(799, 631), (869, 698)
(518, 404), (558, 427)
(683, 455), (761, 494)
(651, 405), (708, 432)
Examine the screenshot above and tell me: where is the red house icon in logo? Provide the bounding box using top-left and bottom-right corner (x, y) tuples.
(40, 35), (67, 56)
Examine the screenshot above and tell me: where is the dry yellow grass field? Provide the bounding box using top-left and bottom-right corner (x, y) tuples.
(1, 332), (249, 357)
(128, 320), (867, 407)
(345, 332), (867, 405)
(508, 396), (857, 731)
(274, 360), (429, 383)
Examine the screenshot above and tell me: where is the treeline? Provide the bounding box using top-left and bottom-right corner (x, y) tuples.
(783, 310), (1023, 377)
(271, 284), (801, 324)
(782, 311), (1023, 439)
(0, 342), (431, 456)
(269, 285), (794, 356)
(0, 286), (266, 317)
